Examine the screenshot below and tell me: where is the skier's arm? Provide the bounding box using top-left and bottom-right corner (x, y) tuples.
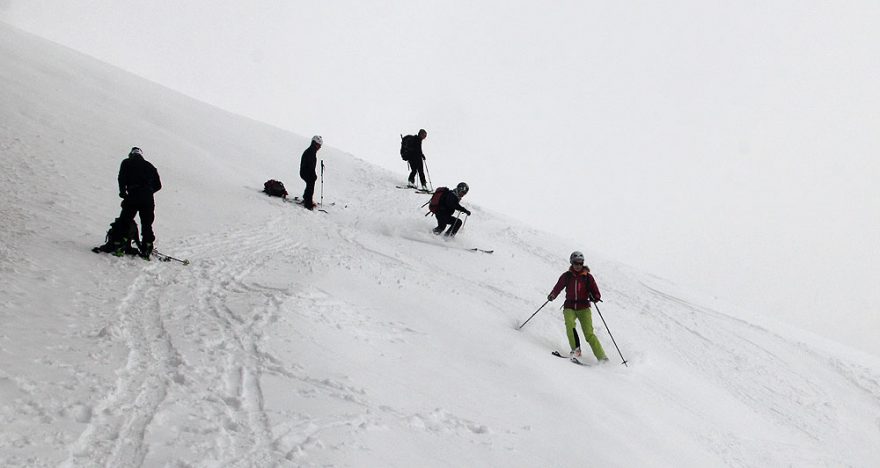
(117, 161), (127, 197)
(151, 165), (162, 193)
(548, 273), (567, 301)
(588, 274), (601, 302)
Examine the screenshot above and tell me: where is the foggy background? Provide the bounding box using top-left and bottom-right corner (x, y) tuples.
(2, 1), (878, 356)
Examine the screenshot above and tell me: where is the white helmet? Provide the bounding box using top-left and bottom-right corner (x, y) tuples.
(312, 135), (323, 145)
(569, 251), (585, 265)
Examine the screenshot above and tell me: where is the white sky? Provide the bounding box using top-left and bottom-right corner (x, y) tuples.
(2, 1), (878, 356)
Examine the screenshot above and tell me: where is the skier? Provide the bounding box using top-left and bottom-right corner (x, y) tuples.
(299, 135), (322, 210)
(401, 129), (428, 190)
(117, 146), (161, 258)
(547, 251), (608, 362)
(432, 182), (471, 236)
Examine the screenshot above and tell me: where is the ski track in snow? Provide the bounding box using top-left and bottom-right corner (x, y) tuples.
(55, 211), (493, 466)
(61, 218), (297, 466)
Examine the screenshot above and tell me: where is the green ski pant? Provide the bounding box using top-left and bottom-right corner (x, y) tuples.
(564, 308), (607, 360)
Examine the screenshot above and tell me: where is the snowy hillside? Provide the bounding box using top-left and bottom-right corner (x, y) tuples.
(2, 22), (880, 468)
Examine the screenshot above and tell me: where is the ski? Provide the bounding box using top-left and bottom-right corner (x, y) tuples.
(91, 246), (143, 258)
(287, 197), (329, 213)
(469, 248), (494, 254)
(292, 196), (335, 206)
(395, 185), (433, 194)
(551, 350), (585, 365)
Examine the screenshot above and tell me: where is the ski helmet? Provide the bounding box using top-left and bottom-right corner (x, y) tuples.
(454, 182), (469, 196)
(129, 147), (142, 156)
(312, 135), (323, 145)
(570, 251), (585, 265)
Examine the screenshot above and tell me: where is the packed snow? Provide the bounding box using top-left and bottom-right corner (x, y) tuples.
(1, 22), (879, 467)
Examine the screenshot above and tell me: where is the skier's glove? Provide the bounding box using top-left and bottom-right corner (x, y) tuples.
(463, 209), (472, 216)
(547, 293), (556, 301)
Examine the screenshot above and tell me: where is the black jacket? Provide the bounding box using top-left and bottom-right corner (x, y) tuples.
(437, 189), (468, 217)
(118, 153), (161, 199)
(300, 142), (319, 181)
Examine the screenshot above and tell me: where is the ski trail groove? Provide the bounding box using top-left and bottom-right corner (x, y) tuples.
(64, 267), (182, 467)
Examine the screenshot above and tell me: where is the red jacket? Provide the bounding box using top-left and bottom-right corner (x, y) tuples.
(549, 268), (601, 310)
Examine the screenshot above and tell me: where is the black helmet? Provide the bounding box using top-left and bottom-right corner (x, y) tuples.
(454, 182), (469, 196)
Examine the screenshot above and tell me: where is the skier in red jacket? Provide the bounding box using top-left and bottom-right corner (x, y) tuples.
(547, 251), (608, 361)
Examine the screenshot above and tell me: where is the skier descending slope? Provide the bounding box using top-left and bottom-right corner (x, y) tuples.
(547, 251), (609, 363)
(430, 182), (471, 237)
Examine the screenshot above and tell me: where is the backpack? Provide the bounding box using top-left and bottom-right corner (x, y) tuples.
(95, 218), (140, 254)
(263, 179), (288, 198)
(428, 187), (448, 214)
(400, 134), (415, 160)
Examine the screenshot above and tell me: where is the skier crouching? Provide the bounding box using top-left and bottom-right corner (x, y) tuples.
(547, 251), (608, 362)
(432, 182), (471, 236)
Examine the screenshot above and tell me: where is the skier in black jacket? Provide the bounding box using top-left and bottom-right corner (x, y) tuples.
(299, 135), (322, 210)
(433, 182), (471, 236)
(117, 147), (161, 257)
(402, 129), (427, 190)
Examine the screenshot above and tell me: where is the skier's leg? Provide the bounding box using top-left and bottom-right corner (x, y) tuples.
(139, 200), (155, 244)
(563, 308), (579, 351)
(577, 308), (607, 360)
(303, 179), (316, 208)
(446, 218), (462, 236)
(416, 162), (426, 188)
(407, 158), (418, 185)
(434, 213), (452, 234)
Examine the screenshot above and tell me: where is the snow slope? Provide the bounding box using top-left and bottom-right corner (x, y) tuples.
(2, 22), (879, 467)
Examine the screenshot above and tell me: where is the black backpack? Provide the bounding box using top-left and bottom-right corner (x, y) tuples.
(400, 134), (416, 160)
(263, 179), (288, 198)
(94, 218), (140, 255)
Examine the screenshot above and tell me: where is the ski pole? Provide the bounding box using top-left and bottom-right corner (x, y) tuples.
(518, 300), (549, 330)
(423, 159), (433, 191)
(320, 160), (324, 206)
(593, 301), (628, 367)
